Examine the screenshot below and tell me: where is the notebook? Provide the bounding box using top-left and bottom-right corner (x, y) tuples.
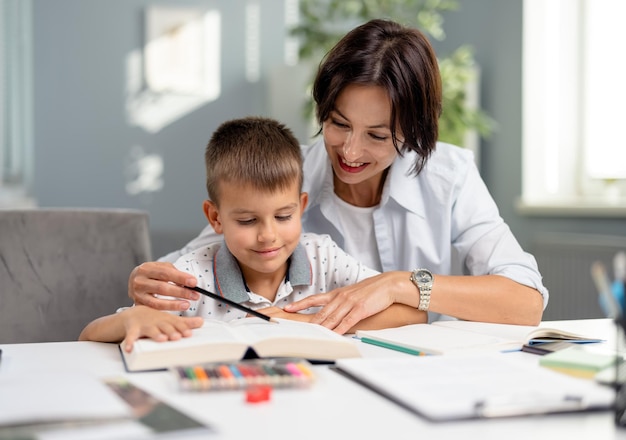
(356, 320), (603, 356)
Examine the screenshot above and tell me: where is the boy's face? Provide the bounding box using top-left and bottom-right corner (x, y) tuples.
(204, 179), (308, 280)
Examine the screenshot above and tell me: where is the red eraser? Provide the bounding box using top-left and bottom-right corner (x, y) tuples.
(245, 385), (272, 403)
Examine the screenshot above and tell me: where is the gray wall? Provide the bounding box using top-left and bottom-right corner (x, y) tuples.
(32, 0), (295, 259)
(30, 0), (625, 317)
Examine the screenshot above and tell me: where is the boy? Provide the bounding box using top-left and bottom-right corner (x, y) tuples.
(80, 117), (424, 351)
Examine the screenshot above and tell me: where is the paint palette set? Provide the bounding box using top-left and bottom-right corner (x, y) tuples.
(172, 358), (316, 391)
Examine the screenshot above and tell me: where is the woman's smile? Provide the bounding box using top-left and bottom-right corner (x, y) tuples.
(338, 154), (367, 172)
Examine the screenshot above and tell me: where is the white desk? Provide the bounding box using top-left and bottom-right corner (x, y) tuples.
(1, 319), (625, 440)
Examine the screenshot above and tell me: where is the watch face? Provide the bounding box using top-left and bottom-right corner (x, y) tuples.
(416, 270), (433, 284)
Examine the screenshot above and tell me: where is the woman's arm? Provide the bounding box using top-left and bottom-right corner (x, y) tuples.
(285, 271), (544, 334)
(422, 274), (544, 324)
(347, 303), (427, 333)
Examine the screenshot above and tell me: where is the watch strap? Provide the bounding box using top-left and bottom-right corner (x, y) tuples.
(410, 268), (433, 311)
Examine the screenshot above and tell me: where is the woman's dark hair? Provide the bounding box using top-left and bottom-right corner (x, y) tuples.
(313, 19), (442, 175)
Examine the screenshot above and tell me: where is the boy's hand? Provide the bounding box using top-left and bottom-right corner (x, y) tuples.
(121, 305), (204, 352)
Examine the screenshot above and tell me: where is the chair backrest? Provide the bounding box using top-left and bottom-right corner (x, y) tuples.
(0, 208), (152, 343)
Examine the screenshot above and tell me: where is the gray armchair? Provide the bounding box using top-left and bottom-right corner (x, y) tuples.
(0, 208), (152, 343)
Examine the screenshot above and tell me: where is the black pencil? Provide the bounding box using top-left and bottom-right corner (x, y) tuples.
(190, 285), (277, 323)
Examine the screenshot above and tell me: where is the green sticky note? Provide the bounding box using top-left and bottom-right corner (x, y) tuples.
(539, 346), (615, 373)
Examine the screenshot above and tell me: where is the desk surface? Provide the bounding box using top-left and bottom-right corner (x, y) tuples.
(1, 318), (625, 440)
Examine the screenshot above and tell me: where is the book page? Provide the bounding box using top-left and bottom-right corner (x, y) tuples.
(122, 318), (359, 370)
(434, 320), (603, 344)
(129, 318), (350, 352)
(122, 320), (251, 371)
(526, 327), (603, 343)
(433, 321), (538, 343)
(357, 324), (518, 355)
(130, 320), (245, 354)
(228, 317), (361, 359)
(229, 317), (348, 342)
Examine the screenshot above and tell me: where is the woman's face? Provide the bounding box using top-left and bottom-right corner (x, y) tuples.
(322, 84), (399, 199)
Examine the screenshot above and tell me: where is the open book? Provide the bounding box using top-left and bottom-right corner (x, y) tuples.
(120, 317), (361, 372)
(355, 320), (603, 356)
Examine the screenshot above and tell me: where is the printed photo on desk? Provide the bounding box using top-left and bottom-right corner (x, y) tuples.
(121, 317), (361, 372)
(334, 354), (614, 421)
(105, 378), (213, 436)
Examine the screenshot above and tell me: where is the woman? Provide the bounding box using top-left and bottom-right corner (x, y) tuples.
(129, 19), (548, 334)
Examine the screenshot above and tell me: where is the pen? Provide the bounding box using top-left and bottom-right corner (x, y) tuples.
(190, 285), (277, 323)
(613, 251), (626, 312)
(591, 261), (622, 320)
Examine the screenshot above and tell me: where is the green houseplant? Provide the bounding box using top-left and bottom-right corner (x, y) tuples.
(290, 0), (495, 148)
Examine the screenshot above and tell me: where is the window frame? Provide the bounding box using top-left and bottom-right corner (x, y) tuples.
(519, 0), (626, 217)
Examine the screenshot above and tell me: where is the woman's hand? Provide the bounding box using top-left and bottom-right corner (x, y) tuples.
(128, 262), (200, 311)
(284, 272), (409, 334)
(285, 270), (545, 331)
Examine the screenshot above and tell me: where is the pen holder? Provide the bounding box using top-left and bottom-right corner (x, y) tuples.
(615, 317), (626, 427)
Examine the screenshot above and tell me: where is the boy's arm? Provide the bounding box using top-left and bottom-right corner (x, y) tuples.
(346, 304), (427, 333)
(78, 305), (204, 352)
(78, 311), (128, 344)
(261, 304), (426, 334)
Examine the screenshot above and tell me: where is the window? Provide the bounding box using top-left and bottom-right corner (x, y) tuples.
(127, 5), (222, 134)
(0, 0), (35, 208)
(520, 0), (626, 215)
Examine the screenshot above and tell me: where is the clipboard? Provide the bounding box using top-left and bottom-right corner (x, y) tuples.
(334, 354), (614, 421)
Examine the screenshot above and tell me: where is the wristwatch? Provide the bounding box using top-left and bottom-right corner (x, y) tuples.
(410, 268), (433, 311)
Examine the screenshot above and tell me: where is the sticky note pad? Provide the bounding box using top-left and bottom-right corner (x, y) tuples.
(539, 346), (615, 379)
